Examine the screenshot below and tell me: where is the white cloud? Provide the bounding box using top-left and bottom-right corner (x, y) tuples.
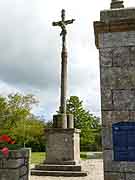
(0, 0), (134, 119)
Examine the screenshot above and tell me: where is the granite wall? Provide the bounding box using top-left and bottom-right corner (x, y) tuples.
(94, 7), (135, 180)
(0, 148), (31, 180)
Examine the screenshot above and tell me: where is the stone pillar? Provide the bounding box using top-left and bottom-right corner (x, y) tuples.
(53, 114), (67, 128)
(67, 114), (74, 128)
(60, 48), (67, 114)
(0, 148), (31, 180)
(94, 6), (135, 180)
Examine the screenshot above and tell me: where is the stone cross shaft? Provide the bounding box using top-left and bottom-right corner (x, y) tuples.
(52, 9), (75, 114)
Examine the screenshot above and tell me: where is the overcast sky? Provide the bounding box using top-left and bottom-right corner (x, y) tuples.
(0, 0), (133, 120)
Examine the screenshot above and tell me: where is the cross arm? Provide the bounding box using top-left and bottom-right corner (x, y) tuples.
(52, 19), (75, 27)
(52, 21), (62, 27)
(64, 19), (75, 25)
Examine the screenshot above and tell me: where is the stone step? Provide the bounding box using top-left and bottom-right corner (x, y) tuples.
(44, 160), (78, 165)
(35, 164), (82, 171)
(31, 170), (88, 177)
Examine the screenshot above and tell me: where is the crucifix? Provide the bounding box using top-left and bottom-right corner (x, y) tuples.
(52, 9), (75, 115)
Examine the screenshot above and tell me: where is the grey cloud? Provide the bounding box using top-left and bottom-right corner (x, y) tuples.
(0, 0), (102, 119)
(0, 1), (61, 90)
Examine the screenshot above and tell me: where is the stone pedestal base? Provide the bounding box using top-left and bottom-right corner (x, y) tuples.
(45, 128), (80, 165)
(31, 128), (88, 177)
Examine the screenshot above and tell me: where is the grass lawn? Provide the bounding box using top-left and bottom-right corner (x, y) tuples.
(31, 152), (46, 164)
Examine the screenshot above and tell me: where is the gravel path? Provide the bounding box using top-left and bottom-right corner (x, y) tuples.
(31, 159), (104, 180)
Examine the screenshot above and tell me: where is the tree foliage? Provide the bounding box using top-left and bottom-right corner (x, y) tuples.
(66, 96), (102, 151)
(0, 93), (38, 128)
(0, 93), (45, 151)
(0, 93), (102, 152)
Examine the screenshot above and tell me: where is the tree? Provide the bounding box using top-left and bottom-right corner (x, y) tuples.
(0, 96), (9, 127)
(10, 117), (46, 151)
(66, 96), (101, 151)
(0, 93), (38, 129)
(0, 93), (46, 151)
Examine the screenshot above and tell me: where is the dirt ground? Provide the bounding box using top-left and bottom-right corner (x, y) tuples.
(31, 159), (104, 180)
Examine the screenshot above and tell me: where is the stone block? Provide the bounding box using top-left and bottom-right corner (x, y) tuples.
(104, 161), (135, 173)
(9, 148), (30, 159)
(104, 172), (125, 180)
(102, 111), (129, 127)
(104, 161), (121, 172)
(101, 67), (135, 89)
(31, 169), (87, 177)
(0, 149), (30, 180)
(101, 89), (113, 110)
(99, 31), (135, 48)
(129, 111), (135, 120)
(45, 129), (80, 164)
(126, 173), (135, 180)
(20, 175), (28, 180)
(103, 150), (113, 162)
(24, 158), (29, 166)
(113, 47), (130, 67)
(0, 169), (20, 180)
(130, 47), (135, 66)
(20, 165), (27, 176)
(113, 90), (135, 110)
(67, 114), (74, 128)
(0, 159), (25, 169)
(100, 8), (135, 22)
(121, 162), (135, 173)
(102, 127), (113, 149)
(53, 114), (67, 128)
(100, 68), (115, 88)
(94, 20), (135, 48)
(99, 48), (113, 67)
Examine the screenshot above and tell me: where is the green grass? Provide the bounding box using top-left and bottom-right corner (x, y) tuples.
(31, 152), (103, 164)
(80, 153), (87, 160)
(80, 152), (103, 159)
(31, 152), (46, 164)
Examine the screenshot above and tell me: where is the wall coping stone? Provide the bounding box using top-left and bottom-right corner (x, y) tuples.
(100, 8), (135, 22)
(94, 19), (135, 48)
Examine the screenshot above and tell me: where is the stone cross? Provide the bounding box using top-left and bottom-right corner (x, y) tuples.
(111, 0), (124, 9)
(52, 9), (75, 114)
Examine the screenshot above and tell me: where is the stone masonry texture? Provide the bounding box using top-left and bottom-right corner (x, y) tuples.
(0, 148), (31, 180)
(45, 128), (80, 164)
(94, 6), (135, 180)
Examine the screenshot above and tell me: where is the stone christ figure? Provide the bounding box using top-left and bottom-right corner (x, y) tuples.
(52, 9), (75, 49)
(52, 9), (75, 115)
